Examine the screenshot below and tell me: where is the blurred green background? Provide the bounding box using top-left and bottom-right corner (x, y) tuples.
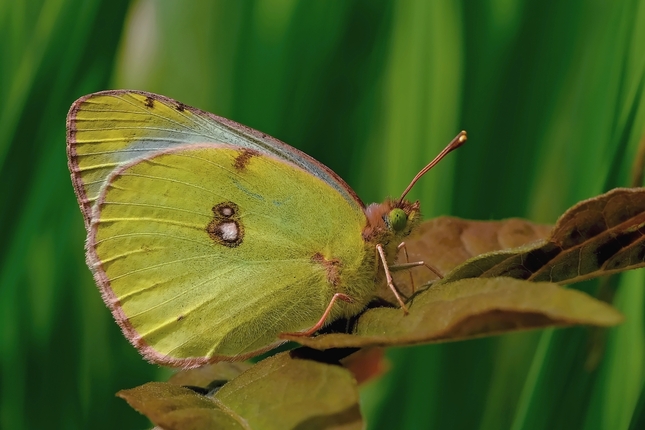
(1, 0), (644, 429)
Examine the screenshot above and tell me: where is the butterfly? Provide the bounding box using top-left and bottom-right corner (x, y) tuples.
(67, 90), (466, 368)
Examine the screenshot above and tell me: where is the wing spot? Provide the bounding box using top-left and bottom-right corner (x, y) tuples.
(312, 252), (342, 287)
(219, 221), (239, 241)
(234, 149), (260, 171)
(214, 202), (236, 218)
(176, 102), (186, 112)
(144, 96), (155, 109)
(207, 201), (244, 247)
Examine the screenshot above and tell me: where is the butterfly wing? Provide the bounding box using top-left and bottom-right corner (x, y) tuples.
(67, 90), (363, 228)
(88, 144), (369, 367)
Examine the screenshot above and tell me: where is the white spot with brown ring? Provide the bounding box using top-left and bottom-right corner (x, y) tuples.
(207, 201), (244, 247)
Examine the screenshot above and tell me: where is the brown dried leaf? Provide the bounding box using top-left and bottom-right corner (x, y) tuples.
(340, 347), (389, 385)
(440, 188), (645, 285)
(388, 217), (551, 299)
(283, 277), (623, 350)
(118, 351), (362, 430)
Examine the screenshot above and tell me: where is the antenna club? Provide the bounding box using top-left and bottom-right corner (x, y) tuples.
(458, 130), (467, 143)
(451, 130), (467, 149)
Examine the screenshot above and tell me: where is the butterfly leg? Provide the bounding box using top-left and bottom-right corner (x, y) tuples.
(281, 293), (354, 337)
(392, 242), (444, 293)
(376, 244), (409, 315)
(397, 242), (416, 293)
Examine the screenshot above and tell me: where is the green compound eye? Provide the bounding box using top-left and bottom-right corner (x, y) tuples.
(388, 208), (407, 232)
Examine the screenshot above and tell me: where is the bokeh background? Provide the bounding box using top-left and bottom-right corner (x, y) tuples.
(1, 1), (644, 429)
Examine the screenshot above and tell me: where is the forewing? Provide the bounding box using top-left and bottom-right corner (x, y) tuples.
(88, 145), (366, 367)
(67, 90), (363, 227)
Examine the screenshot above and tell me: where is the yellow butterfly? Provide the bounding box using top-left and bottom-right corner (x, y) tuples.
(67, 90), (465, 368)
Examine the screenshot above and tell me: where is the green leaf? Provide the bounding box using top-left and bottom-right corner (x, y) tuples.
(283, 278), (623, 350)
(119, 351), (363, 430)
(118, 383), (245, 430)
(167, 361), (252, 389)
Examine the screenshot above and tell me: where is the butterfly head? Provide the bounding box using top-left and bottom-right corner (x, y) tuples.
(362, 198), (421, 244)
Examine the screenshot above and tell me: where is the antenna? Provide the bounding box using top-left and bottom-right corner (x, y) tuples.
(399, 130), (467, 202)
